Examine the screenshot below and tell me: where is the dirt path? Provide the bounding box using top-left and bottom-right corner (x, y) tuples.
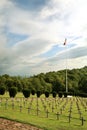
(0, 118), (43, 130)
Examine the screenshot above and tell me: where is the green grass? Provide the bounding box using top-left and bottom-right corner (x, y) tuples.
(0, 93), (87, 130)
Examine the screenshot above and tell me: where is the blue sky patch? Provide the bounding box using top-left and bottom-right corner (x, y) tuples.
(11, 0), (48, 11)
(41, 43), (76, 58)
(6, 32), (29, 47)
(41, 45), (64, 58)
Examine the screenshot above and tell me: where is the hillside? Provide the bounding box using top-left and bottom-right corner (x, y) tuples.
(0, 66), (87, 96)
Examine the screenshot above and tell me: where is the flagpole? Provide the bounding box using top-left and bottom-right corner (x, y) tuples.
(65, 46), (68, 93)
(64, 38), (68, 93)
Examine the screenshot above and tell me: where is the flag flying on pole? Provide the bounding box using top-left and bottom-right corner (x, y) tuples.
(64, 38), (67, 45)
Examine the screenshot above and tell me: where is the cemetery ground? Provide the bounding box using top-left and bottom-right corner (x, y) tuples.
(0, 93), (87, 130)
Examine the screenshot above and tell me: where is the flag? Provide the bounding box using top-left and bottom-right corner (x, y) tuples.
(64, 38), (67, 45)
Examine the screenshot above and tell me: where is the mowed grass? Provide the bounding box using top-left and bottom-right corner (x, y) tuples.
(0, 93), (87, 130)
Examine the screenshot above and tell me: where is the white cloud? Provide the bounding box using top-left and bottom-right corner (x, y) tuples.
(0, 0), (87, 75)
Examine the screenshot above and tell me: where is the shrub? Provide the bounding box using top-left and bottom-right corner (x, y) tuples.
(68, 92), (73, 96)
(22, 89), (31, 98)
(36, 90), (41, 98)
(52, 91), (57, 98)
(0, 86), (5, 95)
(9, 87), (17, 98)
(58, 91), (63, 98)
(78, 92), (87, 98)
(45, 91), (49, 98)
(31, 89), (36, 95)
(63, 92), (68, 98)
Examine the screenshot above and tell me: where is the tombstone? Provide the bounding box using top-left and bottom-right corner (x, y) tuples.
(12, 102), (14, 109)
(56, 112), (60, 120)
(37, 102), (39, 107)
(81, 117), (84, 126)
(52, 106), (54, 112)
(28, 107), (31, 114)
(58, 102), (59, 107)
(55, 103), (57, 109)
(60, 108), (62, 114)
(20, 105), (22, 112)
(44, 105), (47, 111)
(11, 98), (14, 103)
(49, 103), (51, 108)
(68, 114), (71, 123)
(36, 107), (39, 116)
(16, 98), (20, 105)
(85, 107), (87, 111)
(5, 102), (8, 109)
(23, 101), (26, 107)
(69, 109), (72, 115)
(79, 111), (82, 119)
(46, 109), (49, 118)
(6, 98), (8, 102)
(62, 105), (65, 111)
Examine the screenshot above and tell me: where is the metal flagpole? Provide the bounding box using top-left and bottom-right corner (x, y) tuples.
(65, 48), (68, 93)
(64, 38), (68, 93)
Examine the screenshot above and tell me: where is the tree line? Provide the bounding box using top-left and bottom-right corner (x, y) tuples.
(0, 66), (87, 97)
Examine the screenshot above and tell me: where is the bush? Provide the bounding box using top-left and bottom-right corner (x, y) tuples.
(9, 87), (17, 98)
(63, 92), (68, 98)
(78, 92), (87, 98)
(45, 91), (49, 98)
(68, 92), (73, 96)
(36, 90), (41, 98)
(58, 91), (63, 98)
(52, 91), (57, 98)
(22, 89), (31, 98)
(0, 86), (5, 95)
(31, 89), (36, 95)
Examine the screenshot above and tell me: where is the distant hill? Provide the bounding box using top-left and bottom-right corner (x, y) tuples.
(0, 66), (87, 97)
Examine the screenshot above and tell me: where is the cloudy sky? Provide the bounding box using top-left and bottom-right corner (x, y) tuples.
(0, 0), (87, 76)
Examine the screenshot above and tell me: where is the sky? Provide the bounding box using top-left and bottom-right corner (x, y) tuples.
(0, 0), (87, 76)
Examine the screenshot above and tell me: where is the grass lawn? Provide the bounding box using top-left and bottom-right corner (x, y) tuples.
(0, 93), (87, 130)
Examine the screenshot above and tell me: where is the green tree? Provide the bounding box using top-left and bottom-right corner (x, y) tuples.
(32, 78), (43, 92)
(5, 78), (14, 90)
(45, 91), (49, 98)
(52, 91), (57, 98)
(45, 83), (52, 93)
(79, 76), (87, 93)
(52, 78), (65, 93)
(0, 86), (6, 95)
(31, 89), (36, 95)
(36, 90), (41, 98)
(9, 87), (17, 98)
(22, 89), (31, 98)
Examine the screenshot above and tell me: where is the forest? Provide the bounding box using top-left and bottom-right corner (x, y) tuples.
(0, 66), (87, 97)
